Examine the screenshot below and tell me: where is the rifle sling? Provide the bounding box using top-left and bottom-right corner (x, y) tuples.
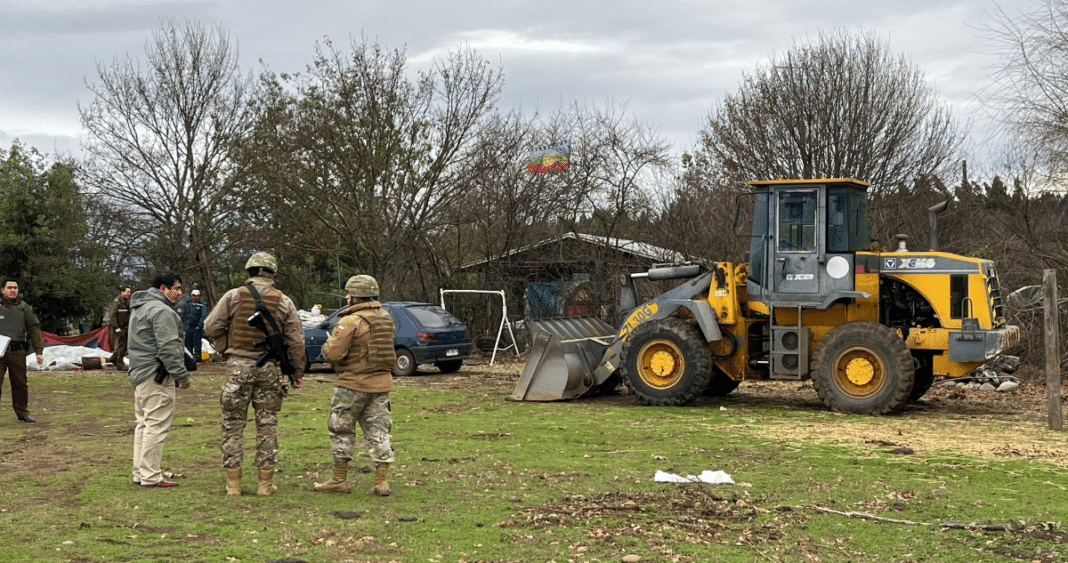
(245, 282), (297, 379)
(245, 282), (284, 337)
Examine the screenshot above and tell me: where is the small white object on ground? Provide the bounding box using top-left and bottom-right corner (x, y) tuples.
(654, 469), (734, 484)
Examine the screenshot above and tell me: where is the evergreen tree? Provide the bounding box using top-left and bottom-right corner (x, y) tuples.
(0, 141), (111, 333)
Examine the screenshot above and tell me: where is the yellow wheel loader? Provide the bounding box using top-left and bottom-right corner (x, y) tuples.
(512, 178), (1020, 414)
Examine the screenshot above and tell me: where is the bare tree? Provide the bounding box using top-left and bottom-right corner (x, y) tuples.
(455, 101), (673, 252)
(80, 20), (258, 303)
(567, 102), (674, 240)
(694, 31), (963, 193)
(452, 111), (558, 261)
(983, 0), (1068, 186)
(242, 38), (504, 299)
(652, 178), (750, 264)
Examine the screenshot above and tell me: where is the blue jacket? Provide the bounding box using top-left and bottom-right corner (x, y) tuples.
(182, 301), (208, 332)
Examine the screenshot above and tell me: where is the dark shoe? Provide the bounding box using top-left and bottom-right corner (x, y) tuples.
(141, 480), (179, 488)
(116, 366), (128, 372)
(17, 415), (35, 423)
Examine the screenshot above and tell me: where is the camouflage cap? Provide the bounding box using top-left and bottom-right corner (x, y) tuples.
(245, 252), (277, 273)
(345, 275), (379, 298)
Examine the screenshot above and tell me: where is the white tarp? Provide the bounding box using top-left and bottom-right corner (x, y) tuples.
(29, 338), (217, 371)
(299, 308), (327, 329)
(28, 345), (109, 371)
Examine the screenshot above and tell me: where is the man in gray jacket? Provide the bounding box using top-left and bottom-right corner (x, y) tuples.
(128, 272), (190, 488)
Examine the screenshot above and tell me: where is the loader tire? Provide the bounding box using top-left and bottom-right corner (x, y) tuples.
(812, 322), (914, 415)
(620, 318), (712, 406)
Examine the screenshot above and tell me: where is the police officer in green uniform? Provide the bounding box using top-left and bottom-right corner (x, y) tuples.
(0, 278), (45, 423)
(108, 287), (132, 371)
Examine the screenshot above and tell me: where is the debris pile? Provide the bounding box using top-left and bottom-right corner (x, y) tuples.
(939, 355), (1020, 392)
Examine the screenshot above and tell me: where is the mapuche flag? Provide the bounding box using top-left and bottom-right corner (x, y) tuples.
(526, 143), (571, 173)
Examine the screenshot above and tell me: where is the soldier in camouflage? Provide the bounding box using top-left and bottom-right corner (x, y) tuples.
(314, 274), (396, 496)
(204, 252), (305, 496)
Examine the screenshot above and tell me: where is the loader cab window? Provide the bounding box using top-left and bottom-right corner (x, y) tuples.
(777, 191), (816, 252)
(747, 190), (770, 284)
(826, 186), (869, 253)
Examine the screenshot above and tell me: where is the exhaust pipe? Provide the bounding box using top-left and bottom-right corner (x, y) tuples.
(928, 200), (949, 251)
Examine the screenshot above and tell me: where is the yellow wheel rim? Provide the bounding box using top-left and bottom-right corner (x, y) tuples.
(834, 347), (885, 398)
(636, 339), (684, 389)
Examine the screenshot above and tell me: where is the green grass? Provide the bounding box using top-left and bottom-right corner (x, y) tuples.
(0, 366), (1065, 562)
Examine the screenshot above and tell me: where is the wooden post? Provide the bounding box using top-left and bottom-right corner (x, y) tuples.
(1045, 269), (1063, 430)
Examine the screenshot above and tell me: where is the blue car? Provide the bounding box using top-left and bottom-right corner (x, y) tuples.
(304, 301), (472, 376)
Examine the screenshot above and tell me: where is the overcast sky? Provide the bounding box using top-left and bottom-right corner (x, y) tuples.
(0, 0), (1036, 162)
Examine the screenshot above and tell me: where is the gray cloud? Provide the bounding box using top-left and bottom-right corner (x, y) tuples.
(0, 0), (1033, 159)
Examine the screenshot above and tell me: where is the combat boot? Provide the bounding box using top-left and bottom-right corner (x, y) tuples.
(370, 463), (391, 496)
(257, 469), (277, 497)
(225, 467), (242, 496)
(313, 462), (351, 493)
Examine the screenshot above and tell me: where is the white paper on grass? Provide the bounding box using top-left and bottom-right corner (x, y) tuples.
(654, 469), (734, 484)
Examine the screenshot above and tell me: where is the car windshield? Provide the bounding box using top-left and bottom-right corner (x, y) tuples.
(404, 305), (464, 328)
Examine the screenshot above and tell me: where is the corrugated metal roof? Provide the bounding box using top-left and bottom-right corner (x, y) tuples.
(459, 231), (686, 270)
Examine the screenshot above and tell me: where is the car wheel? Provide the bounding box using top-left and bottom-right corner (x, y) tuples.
(436, 359), (462, 373)
(393, 348), (416, 377)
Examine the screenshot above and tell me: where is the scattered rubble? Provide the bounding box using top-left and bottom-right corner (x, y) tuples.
(939, 355), (1021, 392)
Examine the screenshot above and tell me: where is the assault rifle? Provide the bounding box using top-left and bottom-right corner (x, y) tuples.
(245, 284), (297, 387)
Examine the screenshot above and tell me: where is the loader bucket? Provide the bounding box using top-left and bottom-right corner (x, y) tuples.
(510, 316), (618, 401)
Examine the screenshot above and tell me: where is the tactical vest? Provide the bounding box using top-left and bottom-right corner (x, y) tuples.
(333, 305), (396, 393)
(226, 284), (284, 353)
(361, 309), (397, 374)
(0, 302), (30, 341)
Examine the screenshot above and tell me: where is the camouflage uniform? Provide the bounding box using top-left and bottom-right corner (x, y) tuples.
(315, 275), (396, 496)
(327, 388), (393, 465)
(107, 290), (131, 370)
(322, 299), (396, 465)
(204, 253), (304, 496)
(219, 357), (284, 469)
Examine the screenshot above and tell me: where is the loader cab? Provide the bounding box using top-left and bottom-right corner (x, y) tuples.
(746, 179), (871, 309)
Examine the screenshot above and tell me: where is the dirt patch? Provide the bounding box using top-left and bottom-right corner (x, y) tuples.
(717, 372), (1068, 466)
